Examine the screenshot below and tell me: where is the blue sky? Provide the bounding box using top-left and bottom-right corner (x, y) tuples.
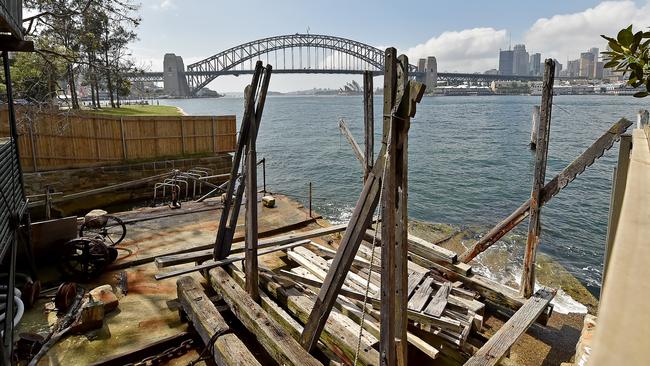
(132, 0), (650, 92)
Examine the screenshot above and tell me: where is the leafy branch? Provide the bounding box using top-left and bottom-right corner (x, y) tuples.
(601, 24), (650, 97)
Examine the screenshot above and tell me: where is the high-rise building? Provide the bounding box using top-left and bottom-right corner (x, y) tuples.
(530, 53), (541, 76)
(498, 49), (514, 75)
(512, 44), (529, 76)
(553, 59), (563, 77)
(579, 52), (595, 78)
(595, 61), (604, 79)
(590, 47), (600, 78)
(567, 59), (580, 77)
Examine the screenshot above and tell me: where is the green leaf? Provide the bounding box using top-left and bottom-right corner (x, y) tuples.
(604, 60), (619, 68)
(644, 32), (650, 38)
(618, 28), (634, 47)
(631, 31), (644, 52)
(602, 35), (617, 43)
(633, 91), (649, 98)
(609, 40), (624, 53)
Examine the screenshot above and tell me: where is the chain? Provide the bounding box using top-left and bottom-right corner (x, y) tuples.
(127, 338), (195, 366)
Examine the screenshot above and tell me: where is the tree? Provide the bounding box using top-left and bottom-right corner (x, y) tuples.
(602, 24), (650, 97)
(21, 0), (140, 108)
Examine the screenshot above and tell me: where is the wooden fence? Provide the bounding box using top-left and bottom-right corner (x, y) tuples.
(0, 107), (237, 171)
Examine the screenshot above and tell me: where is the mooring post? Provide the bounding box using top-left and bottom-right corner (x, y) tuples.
(380, 48), (398, 366)
(363, 70), (374, 181)
(308, 181), (312, 218)
(262, 158), (266, 193)
(637, 109), (649, 129)
(520, 59), (555, 298)
(245, 111), (259, 301)
(530, 105), (540, 150)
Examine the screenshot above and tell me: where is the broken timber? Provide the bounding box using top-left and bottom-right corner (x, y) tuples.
(155, 221), (372, 268)
(154, 239), (311, 280)
(364, 70), (374, 181)
(339, 118), (365, 168)
(299, 47), (426, 359)
(176, 276), (261, 366)
(214, 62), (271, 260)
(520, 59), (554, 298)
(209, 267), (323, 366)
(464, 288), (556, 366)
(458, 117), (633, 264)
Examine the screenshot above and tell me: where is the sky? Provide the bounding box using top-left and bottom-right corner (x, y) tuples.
(130, 0), (650, 92)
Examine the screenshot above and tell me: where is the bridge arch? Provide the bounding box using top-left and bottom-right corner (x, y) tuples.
(185, 34), (417, 94)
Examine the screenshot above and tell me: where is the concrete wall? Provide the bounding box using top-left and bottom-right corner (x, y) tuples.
(25, 154), (232, 216)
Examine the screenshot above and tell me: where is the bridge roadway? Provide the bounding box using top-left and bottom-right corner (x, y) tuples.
(127, 69), (547, 83)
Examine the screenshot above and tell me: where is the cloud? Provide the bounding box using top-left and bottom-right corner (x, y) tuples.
(524, 0), (650, 62)
(151, 0), (175, 10)
(401, 28), (507, 73)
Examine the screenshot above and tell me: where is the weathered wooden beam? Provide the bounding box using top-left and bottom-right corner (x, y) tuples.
(223, 266), (344, 364)
(256, 269), (381, 365)
(338, 118), (365, 168)
(464, 288), (556, 366)
(276, 269), (464, 332)
(364, 70), (374, 182)
(214, 62), (265, 260)
(300, 169), (382, 351)
(154, 239), (311, 280)
(458, 117), (633, 263)
(520, 59), (555, 298)
(363, 230), (457, 264)
(156, 221), (364, 268)
(380, 47), (400, 366)
(394, 53), (411, 365)
(208, 267), (323, 366)
(176, 276), (261, 366)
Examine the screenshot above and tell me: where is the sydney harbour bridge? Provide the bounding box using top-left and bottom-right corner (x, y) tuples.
(128, 33), (545, 97)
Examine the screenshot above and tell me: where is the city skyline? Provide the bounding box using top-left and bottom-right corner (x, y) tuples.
(130, 0), (650, 91)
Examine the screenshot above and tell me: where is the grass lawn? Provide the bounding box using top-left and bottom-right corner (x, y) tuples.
(85, 104), (183, 116)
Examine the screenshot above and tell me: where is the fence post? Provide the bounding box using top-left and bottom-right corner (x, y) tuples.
(308, 181), (312, 218)
(120, 117), (127, 160)
(530, 105), (540, 150)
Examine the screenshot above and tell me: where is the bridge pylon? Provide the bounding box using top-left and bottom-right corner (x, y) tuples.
(163, 53), (191, 97)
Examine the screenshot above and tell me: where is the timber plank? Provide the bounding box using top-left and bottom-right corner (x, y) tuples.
(408, 277), (435, 312)
(176, 276), (261, 366)
(464, 288), (556, 366)
(424, 282), (452, 318)
(208, 267), (323, 366)
(156, 222), (353, 268)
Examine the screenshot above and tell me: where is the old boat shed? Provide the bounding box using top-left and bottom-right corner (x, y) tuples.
(3, 5), (650, 366)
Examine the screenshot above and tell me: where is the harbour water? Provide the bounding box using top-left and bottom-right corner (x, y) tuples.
(159, 94), (647, 296)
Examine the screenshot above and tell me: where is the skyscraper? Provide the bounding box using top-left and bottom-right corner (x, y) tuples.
(530, 53), (541, 76)
(590, 47), (600, 78)
(579, 52), (595, 78)
(512, 44), (529, 76)
(567, 59), (580, 77)
(553, 59), (563, 77)
(498, 49), (514, 75)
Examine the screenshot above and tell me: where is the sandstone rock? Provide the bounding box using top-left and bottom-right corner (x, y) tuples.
(89, 284), (119, 313)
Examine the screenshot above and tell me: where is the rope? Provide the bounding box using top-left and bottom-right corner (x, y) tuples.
(353, 128), (391, 366)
